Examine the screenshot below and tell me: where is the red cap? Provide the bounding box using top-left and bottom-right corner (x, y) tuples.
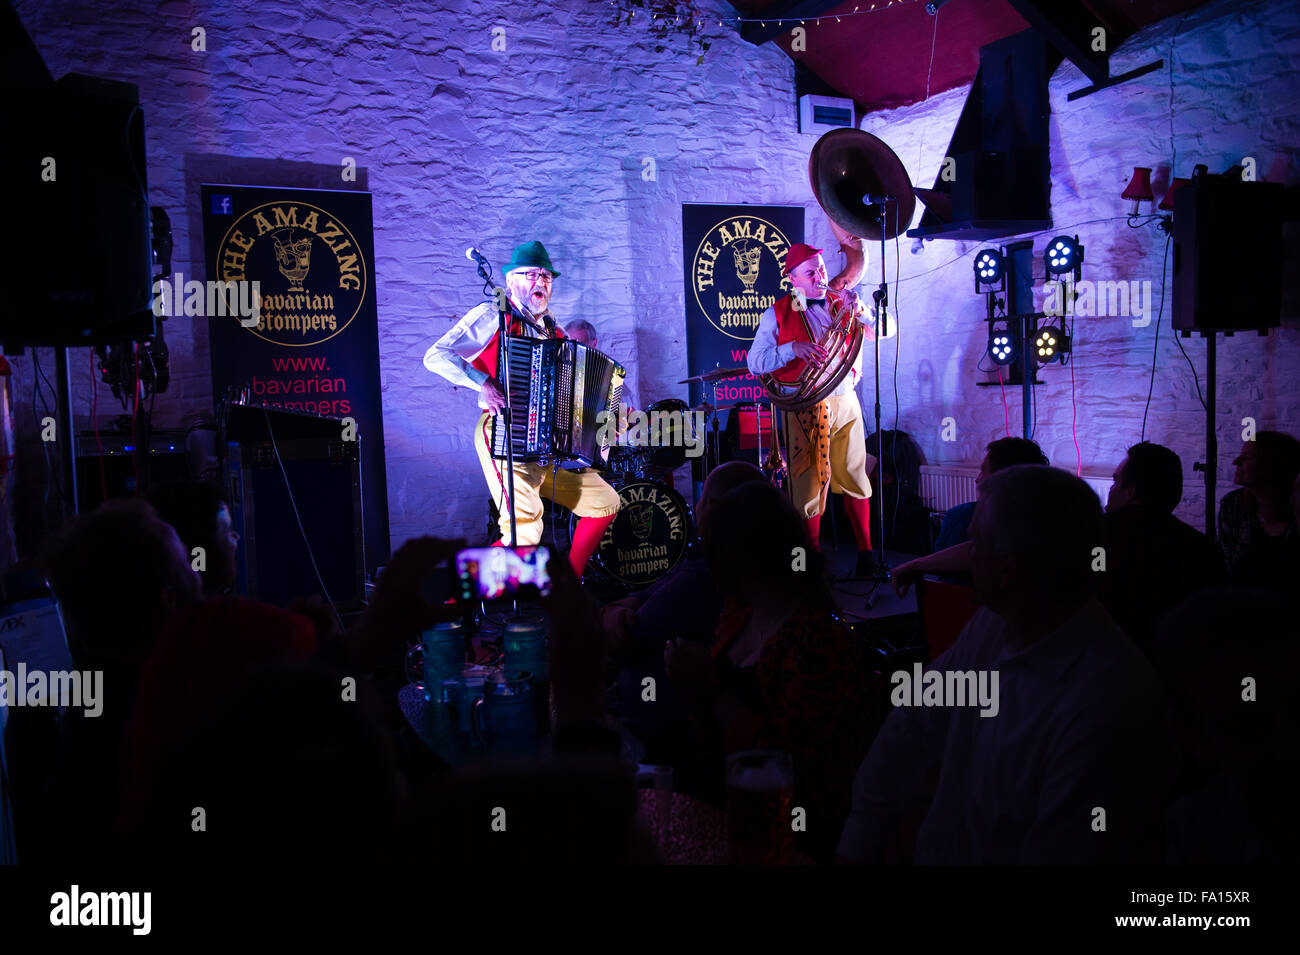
(783, 243), (823, 275)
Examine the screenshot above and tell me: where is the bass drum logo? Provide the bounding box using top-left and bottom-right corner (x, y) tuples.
(690, 216), (793, 341)
(567, 481), (694, 589)
(215, 201), (367, 347)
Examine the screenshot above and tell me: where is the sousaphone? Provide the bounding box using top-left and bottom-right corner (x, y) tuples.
(760, 129), (914, 411)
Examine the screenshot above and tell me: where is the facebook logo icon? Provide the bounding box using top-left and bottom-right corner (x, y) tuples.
(211, 194), (234, 215)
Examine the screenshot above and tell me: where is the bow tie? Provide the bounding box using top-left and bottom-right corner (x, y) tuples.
(805, 297), (826, 308)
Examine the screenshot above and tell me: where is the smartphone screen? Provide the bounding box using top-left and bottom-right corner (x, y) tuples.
(456, 546), (552, 600)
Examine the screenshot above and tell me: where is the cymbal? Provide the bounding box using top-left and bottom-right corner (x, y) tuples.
(678, 365), (749, 384)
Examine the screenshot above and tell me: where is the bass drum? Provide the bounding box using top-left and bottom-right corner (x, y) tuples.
(571, 479), (694, 590)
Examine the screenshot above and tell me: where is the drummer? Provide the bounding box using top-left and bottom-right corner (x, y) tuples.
(564, 320), (640, 413)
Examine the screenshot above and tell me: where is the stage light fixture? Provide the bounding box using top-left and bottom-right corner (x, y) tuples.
(987, 324), (1017, 366)
(1044, 235), (1082, 276)
(1032, 324), (1070, 364)
(974, 248), (1004, 289)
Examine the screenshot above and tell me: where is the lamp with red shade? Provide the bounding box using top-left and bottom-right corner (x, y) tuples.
(1122, 167), (1155, 215)
(1159, 177), (1190, 212)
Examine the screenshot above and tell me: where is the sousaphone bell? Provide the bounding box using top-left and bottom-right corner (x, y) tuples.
(759, 129), (914, 411)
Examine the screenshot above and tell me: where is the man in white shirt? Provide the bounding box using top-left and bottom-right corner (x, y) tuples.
(747, 243), (875, 576)
(837, 465), (1177, 863)
(423, 241), (619, 578)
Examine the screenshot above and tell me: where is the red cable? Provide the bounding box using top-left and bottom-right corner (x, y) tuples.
(997, 367), (1010, 436)
(91, 350), (108, 503)
(483, 413), (512, 521)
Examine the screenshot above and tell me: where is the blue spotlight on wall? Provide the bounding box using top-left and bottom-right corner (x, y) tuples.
(974, 248), (1005, 290)
(987, 322), (1017, 366)
(1044, 235), (1083, 276)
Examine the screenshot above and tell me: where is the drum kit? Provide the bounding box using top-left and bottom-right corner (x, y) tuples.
(576, 396), (696, 590)
(568, 384), (777, 592)
(678, 366), (783, 488)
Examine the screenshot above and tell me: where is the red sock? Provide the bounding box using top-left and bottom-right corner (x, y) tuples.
(569, 513), (616, 578)
(805, 515), (822, 551)
(844, 495), (873, 551)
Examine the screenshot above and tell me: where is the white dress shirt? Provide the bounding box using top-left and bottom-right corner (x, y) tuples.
(837, 598), (1177, 864)
(746, 294), (865, 400)
(423, 301), (554, 409)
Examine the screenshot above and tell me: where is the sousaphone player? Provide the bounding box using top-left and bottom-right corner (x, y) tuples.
(749, 128), (916, 580)
(747, 241), (877, 577)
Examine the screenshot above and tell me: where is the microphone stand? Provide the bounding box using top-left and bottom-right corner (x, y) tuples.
(867, 200), (890, 582)
(475, 255), (519, 549)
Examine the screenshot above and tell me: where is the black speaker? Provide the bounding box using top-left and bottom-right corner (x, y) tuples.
(226, 407), (365, 609)
(911, 30), (1052, 239)
(5, 73), (155, 349)
(1172, 177), (1284, 333)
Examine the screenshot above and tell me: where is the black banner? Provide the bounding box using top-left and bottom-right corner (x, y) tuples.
(201, 184), (388, 572)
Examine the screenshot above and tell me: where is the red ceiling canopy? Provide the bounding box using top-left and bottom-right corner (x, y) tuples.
(730, 0), (1208, 112)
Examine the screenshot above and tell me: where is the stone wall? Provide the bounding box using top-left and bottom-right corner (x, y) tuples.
(7, 0), (1296, 557)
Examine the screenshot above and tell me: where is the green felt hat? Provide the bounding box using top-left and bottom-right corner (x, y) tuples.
(505, 241), (560, 278)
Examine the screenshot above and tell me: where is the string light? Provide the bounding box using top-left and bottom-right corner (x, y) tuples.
(611, 0), (921, 33)
(605, 0), (915, 33)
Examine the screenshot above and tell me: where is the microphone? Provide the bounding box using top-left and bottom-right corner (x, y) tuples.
(861, 193), (894, 206)
(465, 247), (489, 266)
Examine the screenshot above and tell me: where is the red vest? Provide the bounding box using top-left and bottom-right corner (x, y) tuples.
(469, 312), (564, 381)
(770, 290), (849, 384)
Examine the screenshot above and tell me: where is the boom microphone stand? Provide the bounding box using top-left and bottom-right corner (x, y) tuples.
(470, 251), (519, 549)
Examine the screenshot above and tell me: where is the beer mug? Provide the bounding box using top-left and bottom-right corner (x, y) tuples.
(404, 620), (466, 702)
(502, 615), (551, 734)
(471, 675), (538, 756)
(501, 615), (548, 681)
(725, 750), (795, 865)
(444, 665), (501, 745)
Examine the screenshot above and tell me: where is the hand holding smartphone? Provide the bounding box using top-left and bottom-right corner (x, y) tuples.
(454, 545), (552, 601)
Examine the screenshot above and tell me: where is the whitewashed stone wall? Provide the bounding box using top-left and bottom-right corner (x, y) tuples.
(9, 0), (819, 551)
(857, 0), (1300, 529)
(7, 0), (1296, 554)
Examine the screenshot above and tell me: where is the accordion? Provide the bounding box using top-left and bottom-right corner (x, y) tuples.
(489, 335), (625, 469)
